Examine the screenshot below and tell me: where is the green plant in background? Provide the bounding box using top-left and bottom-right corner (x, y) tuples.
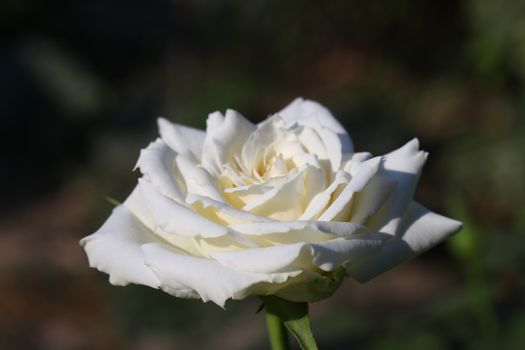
(448, 196), (500, 342)
(446, 190), (525, 349)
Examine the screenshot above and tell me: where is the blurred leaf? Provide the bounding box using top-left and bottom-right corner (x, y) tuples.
(508, 311), (525, 349)
(447, 196), (482, 262)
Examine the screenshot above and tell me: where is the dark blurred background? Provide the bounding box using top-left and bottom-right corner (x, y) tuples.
(1, 1), (524, 349)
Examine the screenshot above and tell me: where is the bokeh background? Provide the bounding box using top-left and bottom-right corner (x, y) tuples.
(1, 1), (524, 349)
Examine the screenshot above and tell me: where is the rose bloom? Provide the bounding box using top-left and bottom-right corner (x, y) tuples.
(81, 98), (461, 307)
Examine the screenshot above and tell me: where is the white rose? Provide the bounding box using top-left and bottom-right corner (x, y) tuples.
(81, 98), (462, 307)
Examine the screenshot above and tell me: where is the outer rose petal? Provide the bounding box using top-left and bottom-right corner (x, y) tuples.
(124, 185), (205, 257)
(158, 117), (205, 159)
(211, 233), (385, 274)
(142, 242), (298, 307)
(347, 169), (397, 224)
(346, 201), (462, 282)
(365, 138), (428, 235)
(80, 205), (162, 289)
(230, 220), (370, 244)
(135, 138), (186, 203)
(278, 97), (353, 154)
(137, 179), (229, 238)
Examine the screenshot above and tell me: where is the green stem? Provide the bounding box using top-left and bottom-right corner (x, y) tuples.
(266, 308), (291, 350)
(261, 296), (319, 350)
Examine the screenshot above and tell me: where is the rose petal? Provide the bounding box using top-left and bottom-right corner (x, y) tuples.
(186, 194), (275, 225)
(219, 162), (249, 187)
(296, 127), (330, 164)
(230, 220), (369, 237)
(312, 221), (374, 239)
(230, 221), (335, 245)
(318, 127), (344, 171)
(201, 109), (256, 175)
(223, 173), (291, 207)
(80, 205), (162, 289)
(241, 166), (310, 220)
(365, 138), (428, 235)
(266, 154), (288, 177)
(346, 201), (462, 282)
(142, 242), (297, 307)
(319, 156), (382, 221)
(230, 220), (375, 246)
(348, 170), (397, 224)
(123, 185), (203, 257)
(135, 138), (186, 203)
(310, 236), (385, 271)
(343, 152), (373, 175)
(240, 116), (288, 174)
(277, 97), (353, 154)
(212, 243), (312, 274)
(274, 269), (345, 302)
(176, 153), (225, 203)
(158, 118), (205, 159)
(297, 124), (344, 172)
(299, 170), (349, 220)
(138, 179), (229, 238)
(212, 232), (385, 274)
(132, 182), (262, 257)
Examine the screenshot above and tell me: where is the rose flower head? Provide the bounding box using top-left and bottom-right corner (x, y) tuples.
(81, 98), (462, 307)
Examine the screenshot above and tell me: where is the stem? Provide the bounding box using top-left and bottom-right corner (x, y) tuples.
(266, 308), (291, 350)
(261, 296), (319, 350)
